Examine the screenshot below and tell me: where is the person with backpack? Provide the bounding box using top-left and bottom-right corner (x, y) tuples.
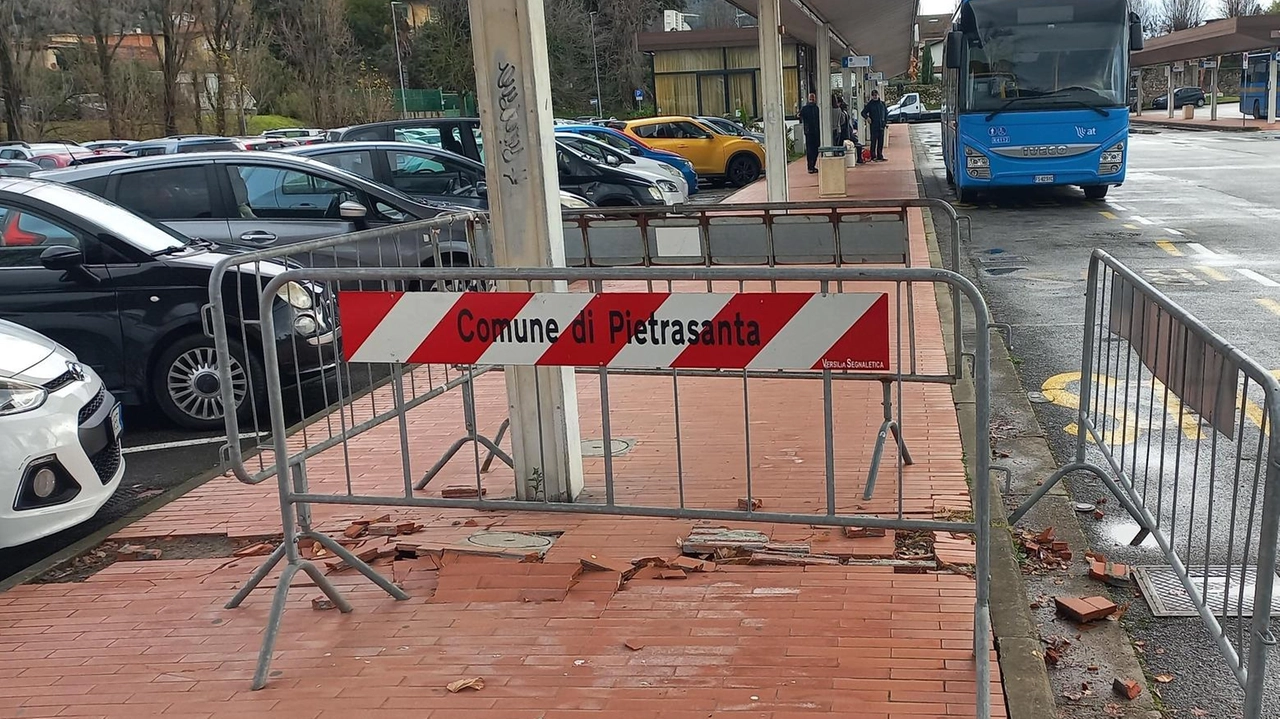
(860, 90), (889, 162)
(799, 93), (822, 174)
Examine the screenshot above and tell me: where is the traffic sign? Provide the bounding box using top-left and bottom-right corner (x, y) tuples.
(1200, 60), (1217, 69)
(842, 55), (872, 68)
(866, 71), (884, 82)
(339, 291), (891, 371)
(634, 88), (644, 102)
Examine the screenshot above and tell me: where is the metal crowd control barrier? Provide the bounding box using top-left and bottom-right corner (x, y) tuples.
(1010, 250), (1280, 719)
(208, 261), (995, 719)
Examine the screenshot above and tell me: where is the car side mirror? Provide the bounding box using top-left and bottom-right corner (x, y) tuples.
(606, 155), (621, 166)
(338, 200), (367, 219)
(945, 31), (963, 69)
(629, 147), (644, 156)
(1129, 13), (1144, 51)
(475, 181), (488, 199)
(40, 245), (99, 284)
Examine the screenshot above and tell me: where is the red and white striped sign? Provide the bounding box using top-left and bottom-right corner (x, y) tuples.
(338, 291), (889, 371)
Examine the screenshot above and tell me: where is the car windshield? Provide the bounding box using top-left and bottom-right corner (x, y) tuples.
(25, 182), (189, 253)
(959, 0), (1128, 113)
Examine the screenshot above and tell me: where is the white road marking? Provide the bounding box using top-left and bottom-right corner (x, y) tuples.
(123, 433), (262, 455)
(1236, 268), (1280, 287)
(1163, 228), (1183, 236)
(1107, 202), (1131, 211)
(1186, 243), (1218, 257)
(1131, 215), (1156, 225)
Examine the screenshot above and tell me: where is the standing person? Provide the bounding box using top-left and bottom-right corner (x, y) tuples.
(799, 93), (821, 174)
(838, 100), (852, 145)
(831, 98), (846, 146)
(861, 89), (889, 162)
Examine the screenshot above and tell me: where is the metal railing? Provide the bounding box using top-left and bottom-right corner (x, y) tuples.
(1010, 250), (1280, 719)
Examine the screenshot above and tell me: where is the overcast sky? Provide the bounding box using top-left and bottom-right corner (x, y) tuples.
(920, 0), (958, 15)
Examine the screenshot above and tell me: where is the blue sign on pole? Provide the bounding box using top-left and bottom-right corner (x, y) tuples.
(635, 89), (645, 102)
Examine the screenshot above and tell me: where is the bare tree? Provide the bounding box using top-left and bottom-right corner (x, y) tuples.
(141, 0), (198, 135)
(71, 0), (139, 139)
(201, 0), (250, 135)
(1161, 0), (1206, 32)
(0, 0), (64, 140)
(1222, 0), (1263, 15)
(276, 0), (356, 126)
(1129, 0), (1162, 36)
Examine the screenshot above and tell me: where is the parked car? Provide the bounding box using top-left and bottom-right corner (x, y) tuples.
(697, 116), (765, 144)
(886, 92), (941, 123)
(1151, 87), (1206, 110)
(0, 318), (124, 548)
(621, 116), (764, 187)
(554, 124), (699, 193)
(0, 176), (338, 430)
(82, 140), (132, 152)
(0, 160), (41, 177)
(263, 128), (327, 145)
(121, 136), (246, 156)
(554, 132), (689, 201)
(285, 141), (598, 209)
(240, 137), (300, 151)
(329, 118), (485, 159)
(37, 152), (478, 268)
(0, 141), (119, 169)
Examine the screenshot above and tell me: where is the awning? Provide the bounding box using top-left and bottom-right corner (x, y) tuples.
(723, 0), (918, 78)
(1133, 16), (1280, 67)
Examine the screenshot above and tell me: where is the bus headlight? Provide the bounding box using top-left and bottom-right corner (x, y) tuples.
(964, 146), (989, 168)
(1098, 142), (1124, 174)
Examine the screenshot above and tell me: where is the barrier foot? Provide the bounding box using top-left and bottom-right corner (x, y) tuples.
(1006, 465), (1071, 525)
(298, 560), (354, 613)
(225, 543), (286, 609)
(1090, 472), (1156, 545)
(479, 419), (511, 473)
(310, 532), (409, 601)
(250, 560), (299, 690)
(863, 380), (913, 500)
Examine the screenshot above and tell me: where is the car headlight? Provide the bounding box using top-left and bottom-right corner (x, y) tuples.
(646, 185), (664, 200)
(661, 165), (682, 179)
(0, 377), (47, 416)
(560, 195), (591, 209)
(657, 180), (679, 193)
(294, 314), (318, 336)
(276, 281), (313, 309)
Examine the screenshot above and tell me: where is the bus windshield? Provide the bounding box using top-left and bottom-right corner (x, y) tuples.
(959, 0), (1128, 114)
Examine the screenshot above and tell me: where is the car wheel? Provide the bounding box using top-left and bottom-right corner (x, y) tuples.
(726, 154), (761, 187)
(1083, 185), (1109, 200)
(153, 334), (264, 431)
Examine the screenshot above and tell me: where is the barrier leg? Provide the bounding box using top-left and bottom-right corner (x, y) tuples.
(415, 378), (512, 489)
(250, 560), (299, 690)
(225, 543), (286, 609)
(480, 418), (511, 473)
(1007, 461), (1154, 544)
(298, 559), (354, 613)
(309, 532), (410, 601)
(863, 380), (914, 500)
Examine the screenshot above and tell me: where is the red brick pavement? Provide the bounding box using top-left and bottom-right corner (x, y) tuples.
(0, 122), (1006, 719)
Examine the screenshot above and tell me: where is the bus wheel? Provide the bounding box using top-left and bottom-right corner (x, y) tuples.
(945, 165), (955, 186)
(1083, 185), (1109, 200)
(957, 187), (977, 204)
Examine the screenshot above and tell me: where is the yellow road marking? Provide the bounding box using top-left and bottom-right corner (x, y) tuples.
(1156, 240), (1183, 256)
(1195, 265), (1230, 282)
(1257, 298), (1280, 316)
(1099, 211), (1119, 220)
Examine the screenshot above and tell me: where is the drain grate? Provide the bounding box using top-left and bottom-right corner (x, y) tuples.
(1133, 565), (1280, 618)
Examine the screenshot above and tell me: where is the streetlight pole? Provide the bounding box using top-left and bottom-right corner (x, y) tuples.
(589, 10), (602, 118)
(390, 1), (408, 117)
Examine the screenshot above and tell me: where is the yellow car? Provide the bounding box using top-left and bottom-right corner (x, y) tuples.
(621, 116), (765, 188)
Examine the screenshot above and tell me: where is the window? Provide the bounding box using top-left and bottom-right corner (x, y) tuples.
(631, 123), (665, 139)
(316, 150), (376, 180)
(228, 165), (359, 219)
(556, 148), (599, 178)
(674, 122), (710, 138)
(0, 148), (26, 160)
(0, 204), (81, 268)
(115, 166), (214, 220)
(178, 140), (242, 153)
(388, 151), (478, 196)
(344, 127), (382, 142)
(564, 138), (609, 163)
(133, 146), (168, 157)
(396, 126), (442, 147)
(588, 131), (636, 153)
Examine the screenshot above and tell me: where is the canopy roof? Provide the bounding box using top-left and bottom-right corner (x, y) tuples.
(723, 0), (918, 77)
(1133, 16), (1280, 67)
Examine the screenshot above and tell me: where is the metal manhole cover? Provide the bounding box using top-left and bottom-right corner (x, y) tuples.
(581, 438), (635, 457)
(463, 531), (554, 552)
(1133, 565), (1280, 618)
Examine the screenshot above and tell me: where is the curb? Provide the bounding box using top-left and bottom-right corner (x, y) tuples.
(919, 208), (1058, 719)
(1129, 118), (1261, 132)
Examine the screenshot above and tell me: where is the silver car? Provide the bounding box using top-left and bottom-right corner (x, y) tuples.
(34, 152), (477, 268)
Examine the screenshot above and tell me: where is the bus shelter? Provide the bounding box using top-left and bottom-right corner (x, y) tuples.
(468, 0), (919, 500)
(1131, 15), (1280, 123)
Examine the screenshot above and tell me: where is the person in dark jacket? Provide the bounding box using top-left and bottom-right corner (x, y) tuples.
(798, 93), (821, 173)
(860, 90), (889, 162)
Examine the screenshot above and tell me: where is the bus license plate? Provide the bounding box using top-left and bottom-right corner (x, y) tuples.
(1034, 174), (1054, 184)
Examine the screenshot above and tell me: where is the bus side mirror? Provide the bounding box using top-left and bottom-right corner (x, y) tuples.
(1129, 13), (1144, 52)
(944, 31), (963, 70)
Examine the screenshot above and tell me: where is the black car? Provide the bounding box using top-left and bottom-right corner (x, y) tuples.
(0, 177), (334, 430)
(329, 118), (485, 162)
(286, 141), (667, 208)
(35, 152), (478, 268)
(1151, 87), (1206, 110)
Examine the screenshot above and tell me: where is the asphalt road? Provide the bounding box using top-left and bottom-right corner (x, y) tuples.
(915, 123), (1280, 717)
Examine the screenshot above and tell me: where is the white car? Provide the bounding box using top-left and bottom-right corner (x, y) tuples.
(0, 319), (124, 549)
(555, 131), (690, 203)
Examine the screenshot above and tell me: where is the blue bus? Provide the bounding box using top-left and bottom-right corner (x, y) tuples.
(1240, 52), (1274, 120)
(940, 0), (1144, 202)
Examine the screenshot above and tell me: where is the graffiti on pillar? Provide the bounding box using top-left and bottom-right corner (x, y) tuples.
(497, 62), (526, 185)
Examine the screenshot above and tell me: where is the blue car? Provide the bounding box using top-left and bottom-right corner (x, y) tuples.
(555, 124), (698, 194)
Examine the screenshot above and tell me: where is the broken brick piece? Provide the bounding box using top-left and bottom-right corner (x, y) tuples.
(1050, 541), (1069, 552)
(1059, 549), (1074, 561)
(668, 556), (715, 573)
(441, 485), (487, 499)
(1035, 527), (1056, 544)
(1055, 596), (1118, 623)
(1090, 560), (1132, 587)
(624, 639), (645, 651)
(1093, 509), (1105, 520)
(580, 556), (632, 574)
(352, 514), (391, 526)
(342, 523), (367, 539)
(1112, 677), (1141, 700)
(311, 597), (336, 611)
(658, 569), (688, 580)
(736, 497), (763, 511)
(1044, 647), (1062, 666)
(135, 549), (163, 561)
(366, 522), (400, 536)
(233, 542), (274, 558)
(395, 520), (419, 535)
(844, 526), (887, 538)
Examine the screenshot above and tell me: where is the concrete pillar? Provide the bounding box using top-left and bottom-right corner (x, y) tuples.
(1269, 49), (1277, 124)
(817, 24), (833, 146)
(1166, 65), (1174, 119)
(1210, 59), (1219, 121)
(757, 0), (787, 201)
(841, 65), (853, 109)
(469, 0), (583, 502)
(1135, 70), (1143, 116)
